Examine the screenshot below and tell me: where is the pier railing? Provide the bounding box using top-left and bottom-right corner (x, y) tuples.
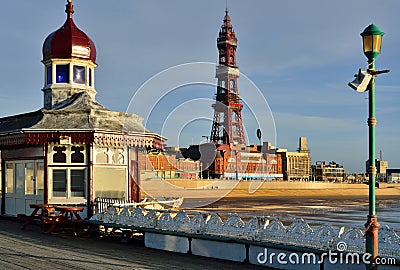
(89, 206), (400, 260)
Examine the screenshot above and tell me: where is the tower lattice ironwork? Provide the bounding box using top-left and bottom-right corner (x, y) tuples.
(210, 9), (246, 146)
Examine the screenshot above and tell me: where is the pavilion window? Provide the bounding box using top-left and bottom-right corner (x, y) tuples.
(73, 65), (85, 84)
(46, 65), (52, 84)
(88, 68), (92, 86)
(52, 168), (85, 198)
(53, 146), (67, 163)
(71, 146), (85, 163)
(5, 163), (14, 193)
(56, 64), (69, 83)
(71, 169), (85, 197)
(53, 169), (67, 197)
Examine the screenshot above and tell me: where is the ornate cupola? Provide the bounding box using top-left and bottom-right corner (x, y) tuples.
(42, 0), (97, 109)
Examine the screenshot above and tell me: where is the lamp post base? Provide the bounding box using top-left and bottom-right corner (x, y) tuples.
(365, 214), (380, 269)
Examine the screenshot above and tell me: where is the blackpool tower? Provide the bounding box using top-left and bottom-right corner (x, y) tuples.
(210, 9), (246, 147)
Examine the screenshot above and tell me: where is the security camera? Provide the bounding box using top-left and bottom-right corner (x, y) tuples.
(348, 69), (372, 92)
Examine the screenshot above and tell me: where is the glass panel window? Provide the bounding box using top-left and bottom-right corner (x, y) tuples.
(53, 170), (67, 197)
(56, 64), (69, 83)
(15, 163), (24, 195)
(25, 162), (34, 195)
(71, 170), (85, 197)
(46, 65), (52, 84)
(73, 65), (86, 84)
(36, 162), (44, 197)
(6, 163), (14, 193)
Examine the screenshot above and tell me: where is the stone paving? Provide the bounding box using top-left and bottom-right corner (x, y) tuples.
(0, 219), (267, 270)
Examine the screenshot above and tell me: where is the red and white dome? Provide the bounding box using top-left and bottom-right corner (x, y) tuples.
(42, 0), (96, 63)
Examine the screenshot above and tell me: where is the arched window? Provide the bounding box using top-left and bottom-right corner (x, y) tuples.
(53, 146), (67, 163)
(230, 80), (235, 89)
(112, 150), (124, 164)
(71, 146), (85, 163)
(96, 152), (108, 164)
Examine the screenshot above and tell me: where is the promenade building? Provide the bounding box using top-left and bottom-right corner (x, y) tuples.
(365, 158), (388, 182)
(386, 168), (400, 183)
(312, 161), (346, 182)
(214, 144), (283, 180)
(0, 1), (164, 217)
(139, 147), (200, 180)
(277, 137), (311, 181)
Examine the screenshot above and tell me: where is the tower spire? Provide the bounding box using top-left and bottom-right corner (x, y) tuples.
(66, 0), (74, 19)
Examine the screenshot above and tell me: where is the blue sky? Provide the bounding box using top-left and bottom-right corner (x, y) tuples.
(1, 1), (400, 173)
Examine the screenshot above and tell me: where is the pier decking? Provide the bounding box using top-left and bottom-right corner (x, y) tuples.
(0, 219), (266, 269)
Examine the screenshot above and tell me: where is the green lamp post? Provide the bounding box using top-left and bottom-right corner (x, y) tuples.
(360, 23), (384, 269)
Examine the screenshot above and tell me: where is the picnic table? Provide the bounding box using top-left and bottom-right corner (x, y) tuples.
(19, 204), (57, 230)
(46, 206), (84, 235)
(19, 204), (84, 235)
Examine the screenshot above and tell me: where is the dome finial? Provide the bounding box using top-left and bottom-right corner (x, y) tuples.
(66, 0), (74, 19)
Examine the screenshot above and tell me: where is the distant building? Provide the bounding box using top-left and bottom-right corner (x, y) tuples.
(217, 144), (283, 180)
(365, 158), (389, 182)
(139, 148), (200, 180)
(312, 161), (346, 182)
(377, 159), (388, 182)
(277, 137), (311, 181)
(386, 169), (400, 183)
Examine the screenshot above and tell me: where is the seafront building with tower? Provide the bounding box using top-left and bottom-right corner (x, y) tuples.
(178, 9), (312, 181)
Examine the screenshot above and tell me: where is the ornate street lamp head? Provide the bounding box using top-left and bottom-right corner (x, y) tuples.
(361, 24), (384, 60)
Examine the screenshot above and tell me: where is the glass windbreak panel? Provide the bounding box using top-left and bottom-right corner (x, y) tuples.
(53, 170), (67, 197)
(36, 162), (44, 197)
(71, 169), (85, 197)
(94, 167), (126, 199)
(46, 65), (52, 84)
(73, 65), (86, 84)
(25, 162), (34, 195)
(15, 163), (24, 195)
(5, 163), (14, 193)
(56, 64), (69, 83)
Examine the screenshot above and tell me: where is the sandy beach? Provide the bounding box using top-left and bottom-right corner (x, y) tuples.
(140, 180), (400, 200)
(140, 181), (400, 227)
